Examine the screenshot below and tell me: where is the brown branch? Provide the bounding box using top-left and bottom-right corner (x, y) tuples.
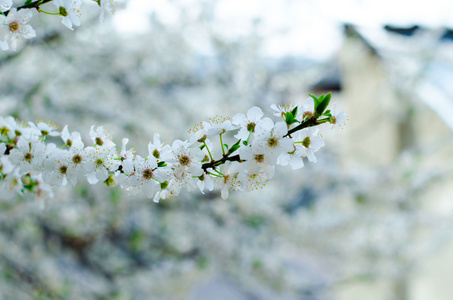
(4, 0), (54, 15)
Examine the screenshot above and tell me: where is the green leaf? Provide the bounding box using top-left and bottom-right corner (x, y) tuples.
(227, 140), (241, 155)
(242, 140), (248, 146)
(285, 112), (294, 125)
(315, 92), (331, 117)
(223, 144), (228, 150)
(291, 106), (298, 117)
(199, 144), (206, 150)
(24, 0), (32, 4)
(308, 93), (318, 103)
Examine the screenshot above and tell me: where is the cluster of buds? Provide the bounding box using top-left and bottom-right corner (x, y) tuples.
(0, 0), (114, 51)
(0, 93), (346, 201)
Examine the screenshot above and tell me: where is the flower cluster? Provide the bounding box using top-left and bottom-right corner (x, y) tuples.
(0, 93), (346, 201)
(0, 0), (114, 51)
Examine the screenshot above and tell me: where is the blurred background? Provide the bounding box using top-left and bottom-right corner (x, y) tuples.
(1, 0), (453, 299)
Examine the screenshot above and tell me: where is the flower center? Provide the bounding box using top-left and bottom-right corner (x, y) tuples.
(59, 6), (68, 17)
(267, 137), (278, 148)
(246, 122), (256, 132)
(96, 158), (104, 167)
(24, 152), (33, 162)
(179, 155), (190, 166)
(59, 165), (68, 175)
(72, 154), (82, 165)
(9, 22), (18, 32)
(66, 139), (72, 147)
(254, 154), (264, 163)
(302, 137), (311, 148)
(223, 174), (230, 184)
(142, 168), (153, 180)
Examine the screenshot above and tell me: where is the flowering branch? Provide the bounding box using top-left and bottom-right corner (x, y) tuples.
(8, 0), (54, 13)
(0, 0), (115, 51)
(0, 93), (347, 202)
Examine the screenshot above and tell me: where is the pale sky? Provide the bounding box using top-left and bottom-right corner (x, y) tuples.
(113, 0), (453, 58)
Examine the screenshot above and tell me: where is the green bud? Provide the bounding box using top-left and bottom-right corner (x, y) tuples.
(105, 174), (117, 187)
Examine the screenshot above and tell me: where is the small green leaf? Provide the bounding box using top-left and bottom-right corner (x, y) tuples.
(199, 144), (206, 150)
(315, 92), (331, 117)
(291, 106), (298, 117)
(223, 144), (228, 150)
(227, 140), (241, 155)
(24, 0), (32, 4)
(242, 140), (248, 146)
(316, 94), (325, 106)
(229, 144), (240, 153)
(285, 112), (294, 125)
(308, 93), (318, 103)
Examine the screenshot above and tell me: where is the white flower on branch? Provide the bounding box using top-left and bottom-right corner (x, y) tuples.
(330, 103), (348, 128)
(9, 136), (45, 175)
(295, 127), (325, 163)
(302, 97), (315, 120)
(232, 106), (266, 141)
(84, 145), (119, 184)
(168, 139), (204, 192)
(0, 8), (36, 51)
(54, 0), (81, 30)
(270, 102), (297, 119)
(0, 94), (344, 200)
(126, 155), (164, 198)
(253, 121), (293, 165)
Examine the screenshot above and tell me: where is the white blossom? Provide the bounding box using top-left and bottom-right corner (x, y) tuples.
(29, 120), (60, 137)
(8, 136), (45, 175)
(302, 97), (315, 120)
(54, 0), (81, 30)
(270, 102), (297, 118)
(295, 127), (324, 163)
(148, 133), (172, 162)
(330, 103), (347, 128)
(232, 106), (265, 141)
(0, 8), (36, 51)
(84, 145), (119, 184)
(253, 121), (293, 164)
(126, 155), (162, 198)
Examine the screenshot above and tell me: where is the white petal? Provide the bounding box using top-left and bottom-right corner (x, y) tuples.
(232, 113), (247, 126)
(246, 106), (263, 122)
(62, 17), (74, 30)
(273, 122), (288, 137)
(303, 98), (314, 112)
(86, 172), (99, 184)
(289, 156), (304, 170)
(310, 136), (324, 151)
